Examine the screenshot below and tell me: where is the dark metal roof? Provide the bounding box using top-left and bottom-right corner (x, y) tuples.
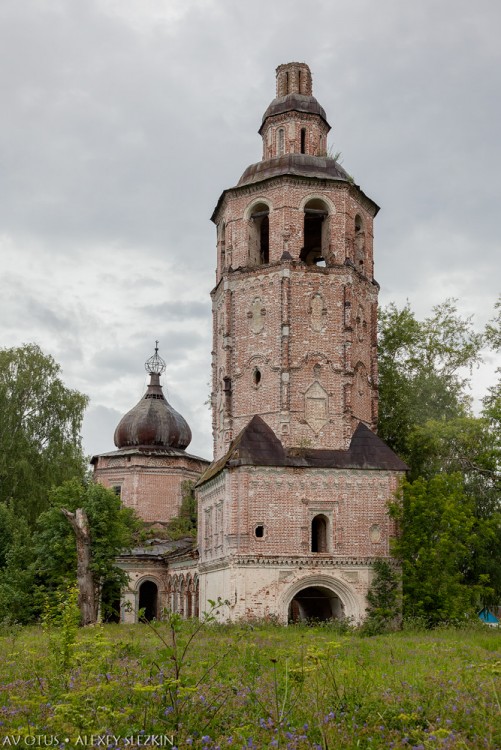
(259, 94), (330, 134)
(118, 537), (195, 560)
(211, 158), (380, 223)
(197, 416), (407, 486)
(114, 372), (192, 450)
(238, 153), (350, 188)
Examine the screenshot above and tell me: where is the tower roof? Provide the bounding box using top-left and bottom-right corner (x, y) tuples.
(238, 153), (350, 187)
(113, 345), (192, 451)
(259, 93), (330, 134)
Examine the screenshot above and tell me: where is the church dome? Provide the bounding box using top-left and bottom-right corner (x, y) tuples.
(113, 345), (192, 450)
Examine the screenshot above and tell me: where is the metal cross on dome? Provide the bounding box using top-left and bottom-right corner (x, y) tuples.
(145, 341), (166, 375)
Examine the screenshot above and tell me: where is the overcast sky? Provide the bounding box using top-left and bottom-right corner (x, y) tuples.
(1, 0), (499, 461)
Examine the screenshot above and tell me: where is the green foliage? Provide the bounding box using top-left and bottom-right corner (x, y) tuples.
(166, 480), (197, 539)
(363, 559), (401, 635)
(379, 299), (500, 616)
(140, 598), (234, 733)
(389, 474), (494, 625)
(0, 505), (37, 624)
(378, 300), (483, 463)
(0, 623), (499, 746)
(34, 478), (140, 604)
(42, 584), (81, 672)
(0, 344), (88, 524)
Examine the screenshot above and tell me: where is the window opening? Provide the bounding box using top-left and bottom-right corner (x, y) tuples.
(255, 525), (264, 538)
(301, 206), (327, 265)
(311, 514), (328, 553)
(278, 128), (285, 156)
(300, 128), (306, 154)
(220, 222), (226, 269)
(253, 368), (262, 386)
(249, 204), (270, 266)
(112, 485), (121, 497)
(354, 214), (365, 269)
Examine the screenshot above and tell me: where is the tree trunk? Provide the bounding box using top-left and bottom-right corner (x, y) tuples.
(61, 507), (96, 625)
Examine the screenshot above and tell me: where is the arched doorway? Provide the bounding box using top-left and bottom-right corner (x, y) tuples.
(138, 580), (158, 622)
(288, 585), (344, 623)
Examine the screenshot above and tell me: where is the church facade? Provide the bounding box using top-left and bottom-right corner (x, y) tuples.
(93, 62), (406, 624)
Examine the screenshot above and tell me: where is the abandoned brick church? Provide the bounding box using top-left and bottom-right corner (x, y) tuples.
(92, 62), (407, 624)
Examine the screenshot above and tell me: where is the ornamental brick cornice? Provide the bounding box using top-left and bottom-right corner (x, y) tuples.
(233, 555), (395, 567)
(198, 555), (399, 573)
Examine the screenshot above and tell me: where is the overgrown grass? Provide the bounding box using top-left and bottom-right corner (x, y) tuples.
(0, 617), (499, 749)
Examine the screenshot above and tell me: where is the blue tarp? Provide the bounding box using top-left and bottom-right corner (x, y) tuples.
(479, 608), (499, 624)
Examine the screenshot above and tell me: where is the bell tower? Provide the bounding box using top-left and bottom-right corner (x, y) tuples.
(198, 63), (406, 625)
(211, 62), (379, 459)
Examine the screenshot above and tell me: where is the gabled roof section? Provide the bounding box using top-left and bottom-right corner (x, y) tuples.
(196, 415), (285, 486)
(197, 417), (407, 487)
(347, 422), (409, 470)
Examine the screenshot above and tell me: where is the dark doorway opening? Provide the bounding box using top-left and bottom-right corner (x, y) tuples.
(288, 586), (344, 623)
(139, 580), (158, 622)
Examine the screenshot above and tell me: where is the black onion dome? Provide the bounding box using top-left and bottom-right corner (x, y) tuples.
(114, 372), (192, 450)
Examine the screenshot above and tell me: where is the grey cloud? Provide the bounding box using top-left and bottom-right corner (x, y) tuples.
(1, 0), (500, 461)
(139, 300), (210, 320)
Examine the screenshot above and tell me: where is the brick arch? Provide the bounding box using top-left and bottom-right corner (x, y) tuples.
(280, 575), (362, 623)
(298, 193), (335, 214)
(243, 197), (273, 221)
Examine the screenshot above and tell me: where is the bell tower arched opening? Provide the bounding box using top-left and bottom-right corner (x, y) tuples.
(301, 199), (329, 265)
(249, 203), (270, 266)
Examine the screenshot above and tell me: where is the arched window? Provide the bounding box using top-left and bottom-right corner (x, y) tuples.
(311, 514), (329, 553)
(277, 128), (285, 156)
(249, 203), (270, 266)
(301, 199), (329, 265)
